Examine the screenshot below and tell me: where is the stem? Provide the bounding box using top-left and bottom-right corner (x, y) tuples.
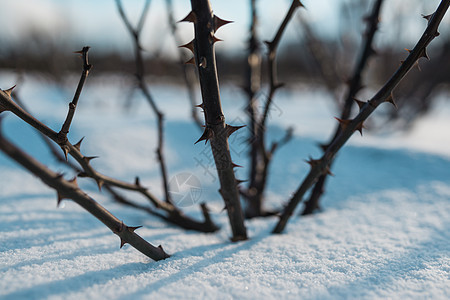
(0, 129), (169, 261)
(0, 75), (218, 234)
(116, 0), (172, 205)
(58, 46), (92, 145)
(245, 0), (303, 218)
(274, 0), (449, 233)
(303, 0), (384, 215)
(165, 0), (203, 129)
(189, 0), (248, 240)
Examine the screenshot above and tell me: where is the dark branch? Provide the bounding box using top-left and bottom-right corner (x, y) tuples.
(273, 0), (449, 233)
(58, 46), (92, 149)
(0, 126), (169, 261)
(303, 0), (385, 215)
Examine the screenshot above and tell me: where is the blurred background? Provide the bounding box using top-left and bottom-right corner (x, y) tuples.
(0, 0), (449, 127)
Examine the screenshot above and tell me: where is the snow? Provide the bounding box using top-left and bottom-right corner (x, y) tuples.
(0, 75), (449, 299)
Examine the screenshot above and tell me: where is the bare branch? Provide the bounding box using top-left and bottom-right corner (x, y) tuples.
(273, 0), (450, 233)
(0, 126), (169, 261)
(165, 0), (203, 129)
(303, 0), (385, 215)
(58, 46), (92, 152)
(244, 0), (303, 218)
(0, 71), (218, 234)
(115, 0), (172, 205)
(260, 0), (304, 130)
(188, 0), (248, 241)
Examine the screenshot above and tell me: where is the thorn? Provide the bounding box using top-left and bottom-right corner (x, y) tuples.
(209, 34), (222, 44)
(213, 15), (233, 32)
(3, 85), (16, 97)
(305, 157), (333, 176)
(61, 146), (69, 161)
(120, 238), (126, 249)
(135, 176), (141, 187)
(195, 103), (204, 109)
(422, 13), (433, 24)
(264, 40), (273, 51)
(225, 124), (245, 137)
(73, 137), (84, 151)
(96, 179), (104, 191)
(334, 117), (351, 131)
(68, 176), (78, 187)
(386, 92), (397, 108)
(56, 193), (64, 207)
(185, 57), (195, 65)
(318, 143), (328, 152)
(293, 0), (305, 8)
(179, 40), (195, 53)
(353, 98), (366, 110)
(74, 46), (89, 55)
(231, 162), (243, 168)
(127, 226), (142, 233)
(404, 48), (412, 53)
(305, 157), (320, 168)
(335, 117), (364, 135)
(195, 127), (214, 144)
(199, 57), (207, 68)
(179, 11), (197, 23)
(419, 48), (429, 60)
(355, 122), (365, 136)
(236, 179), (247, 185)
(84, 156), (98, 164)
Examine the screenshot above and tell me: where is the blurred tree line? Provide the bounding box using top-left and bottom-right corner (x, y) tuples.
(0, 0), (449, 127)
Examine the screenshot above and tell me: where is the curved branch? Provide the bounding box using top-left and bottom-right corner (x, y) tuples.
(303, 0), (385, 215)
(0, 128), (169, 261)
(274, 0), (449, 233)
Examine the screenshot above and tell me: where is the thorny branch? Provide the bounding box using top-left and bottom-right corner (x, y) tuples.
(302, 0), (385, 215)
(273, 0), (450, 233)
(243, 0), (301, 218)
(260, 0), (304, 130)
(0, 49), (218, 233)
(115, 0), (218, 232)
(0, 124), (170, 261)
(165, 0), (203, 129)
(186, 0), (248, 240)
(242, 0), (263, 217)
(58, 46), (92, 156)
(115, 0), (172, 205)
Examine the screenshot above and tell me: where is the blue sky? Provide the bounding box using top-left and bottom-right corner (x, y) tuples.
(0, 0), (448, 57)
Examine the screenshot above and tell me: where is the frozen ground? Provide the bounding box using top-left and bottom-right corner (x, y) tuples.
(0, 75), (449, 299)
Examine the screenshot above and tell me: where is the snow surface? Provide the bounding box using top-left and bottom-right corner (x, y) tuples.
(0, 75), (449, 299)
